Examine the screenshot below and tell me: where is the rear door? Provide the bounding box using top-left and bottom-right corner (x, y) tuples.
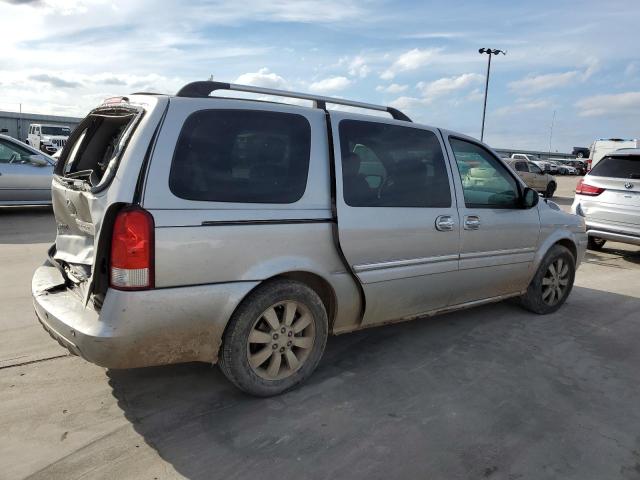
(47, 96), (165, 296)
(331, 113), (460, 326)
(444, 135), (540, 305)
(527, 161), (547, 190)
(0, 138), (53, 202)
(512, 160), (533, 186)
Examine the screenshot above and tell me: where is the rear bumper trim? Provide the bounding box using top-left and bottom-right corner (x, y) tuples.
(587, 228), (640, 246)
(32, 263), (258, 369)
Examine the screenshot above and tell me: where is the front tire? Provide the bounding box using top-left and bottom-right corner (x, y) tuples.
(519, 245), (575, 314)
(587, 236), (606, 251)
(219, 279), (328, 397)
(544, 182), (556, 198)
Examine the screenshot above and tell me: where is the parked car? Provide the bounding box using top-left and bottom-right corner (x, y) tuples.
(588, 138), (638, 171)
(510, 154), (558, 174)
(566, 160), (587, 175)
(506, 158), (557, 198)
(572, 147), (590, 158)
(27, 124), (71, 155)
(572, 148), (640, 250)
(32, 82), (587, 396)
(549, 161), (577, 175)
(0, 134), (55, 205)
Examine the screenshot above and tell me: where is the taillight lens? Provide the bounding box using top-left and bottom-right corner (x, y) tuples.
(586, 159), (592, 171)
(110, 207), (154, 290)
(575, 179), (605, 196)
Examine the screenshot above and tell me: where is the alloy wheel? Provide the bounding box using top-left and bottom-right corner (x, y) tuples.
(541, 258), (570, 306)
(246, 301), (315, 380)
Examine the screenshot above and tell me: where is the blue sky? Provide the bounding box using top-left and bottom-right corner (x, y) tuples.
(1, 0), (639, 151)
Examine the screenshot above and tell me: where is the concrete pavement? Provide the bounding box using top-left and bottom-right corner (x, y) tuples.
(1, 177), (639, 480)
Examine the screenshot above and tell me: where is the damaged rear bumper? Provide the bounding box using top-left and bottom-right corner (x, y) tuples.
(32, 262), (258, 369)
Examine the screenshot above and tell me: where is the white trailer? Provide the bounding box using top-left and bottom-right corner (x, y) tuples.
(588, 138), (638, 171)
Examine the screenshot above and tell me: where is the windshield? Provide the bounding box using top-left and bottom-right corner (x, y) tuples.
(41, 126), (71, 136)
(590, 155), (640, 179)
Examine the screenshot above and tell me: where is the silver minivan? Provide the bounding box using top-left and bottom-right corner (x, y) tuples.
(32, 82), (588, 396)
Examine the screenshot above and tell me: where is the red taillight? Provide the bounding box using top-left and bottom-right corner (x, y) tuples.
(110, 207), (154, 290)
(575, 179), (605, 196)
(586, 159), (592, 172)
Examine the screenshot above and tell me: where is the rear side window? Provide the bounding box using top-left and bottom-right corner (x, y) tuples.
(339, 120), (451, 208)
(589, 155), (640, 179)
(57, 108), (139, 189)
(514, 161), (528, 172)
(169, 110), (311, 203)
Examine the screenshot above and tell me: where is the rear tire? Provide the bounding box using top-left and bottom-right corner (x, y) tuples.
(519, 245), (575, 315)
(219, 279), (328, 397)
(587, 236), (606, 251)
(544, 182), (556, 199)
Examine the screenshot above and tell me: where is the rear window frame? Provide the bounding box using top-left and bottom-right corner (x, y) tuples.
(53, 104), (145, 193)
(168, 108), (312, 205)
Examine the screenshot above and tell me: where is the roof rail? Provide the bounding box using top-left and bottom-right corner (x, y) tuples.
(175, 81), (412, 122)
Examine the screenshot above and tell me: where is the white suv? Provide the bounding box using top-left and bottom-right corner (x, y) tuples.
(27, 124), (71, 154)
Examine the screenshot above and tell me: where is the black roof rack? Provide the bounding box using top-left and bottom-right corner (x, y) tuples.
(175, 80), (411, 122)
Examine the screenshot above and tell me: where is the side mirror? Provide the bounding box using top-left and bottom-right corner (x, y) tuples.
(522, 187), (539, 209)
(28, 154), (50, 166)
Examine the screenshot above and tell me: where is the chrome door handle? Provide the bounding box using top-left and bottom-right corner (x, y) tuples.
(464, 215), (481, 230)
(435, 215), (455, 231)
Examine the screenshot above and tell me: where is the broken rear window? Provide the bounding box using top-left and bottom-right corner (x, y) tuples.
(57, 107), (141, 190)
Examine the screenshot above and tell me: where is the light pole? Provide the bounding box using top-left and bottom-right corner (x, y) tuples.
(478, 48), (506, 142)
(548, 110), (556, 157)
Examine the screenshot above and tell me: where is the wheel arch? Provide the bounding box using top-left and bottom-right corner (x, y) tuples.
(223, 270), (339, 338)
(529, 233), (579, 286)
(555, 238), (577, 262)
(269, 271), (337, 331)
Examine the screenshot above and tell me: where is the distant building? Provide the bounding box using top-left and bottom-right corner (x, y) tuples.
(0, 110), (82, 142)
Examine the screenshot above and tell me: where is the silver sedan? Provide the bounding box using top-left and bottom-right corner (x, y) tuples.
(0, 134), (55, 205)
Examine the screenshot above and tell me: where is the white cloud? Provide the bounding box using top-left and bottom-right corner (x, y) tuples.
(198, 0), (365, 24)
(575, 91), (640, 117)
(235, 68), (288, 89)
(417, 73), (483, 98)
(380, 48), (441, 80)
(495, 99), (552, 116)
(509, 60), (599, 94)
(583, 57), (599, 80)
(309, 76), (351, 93)
(347, 56), (370, 78)
(509, 71), (579, 94)
(625, 62), (639, 77)
(466, 88), (484, 102)
(376, 83), (408, 94)
(388, 96), (430, 111)
(402, 32), (466, 40)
